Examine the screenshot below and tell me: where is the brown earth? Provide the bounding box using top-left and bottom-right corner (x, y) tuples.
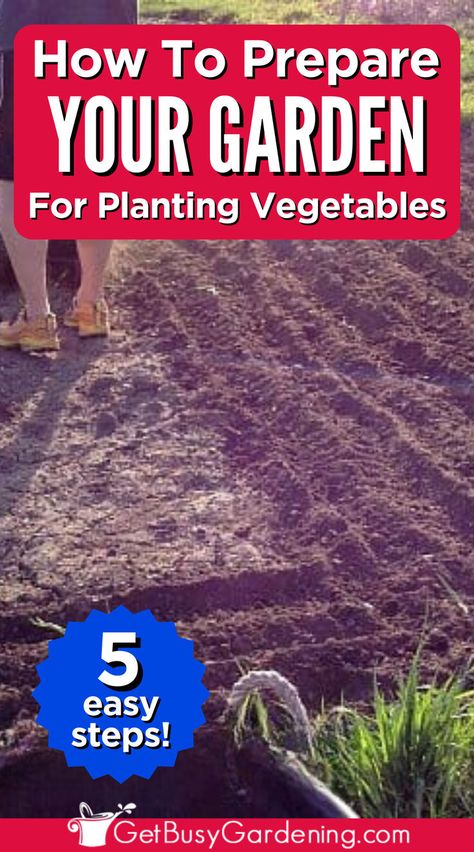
(0, 127), (473, 818)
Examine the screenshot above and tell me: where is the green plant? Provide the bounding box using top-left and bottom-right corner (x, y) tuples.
(229, 670), (315, 755)
(313, 655), (474, 817)
(461, 36), (474, 121)
(232, 689), (273, 745)
(228, 656), (474, 818)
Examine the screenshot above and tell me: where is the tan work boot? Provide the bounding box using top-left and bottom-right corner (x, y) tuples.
(64, 298), (110, 337)
(0, 311), (60, 352)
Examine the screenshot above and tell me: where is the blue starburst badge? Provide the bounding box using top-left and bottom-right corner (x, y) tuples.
(34, 607), (208, 781)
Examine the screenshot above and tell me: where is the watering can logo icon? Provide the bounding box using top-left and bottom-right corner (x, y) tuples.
(68, 802), (137, 847)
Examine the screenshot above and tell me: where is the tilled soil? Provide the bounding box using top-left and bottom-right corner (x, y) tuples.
(0, 128), (473, 818)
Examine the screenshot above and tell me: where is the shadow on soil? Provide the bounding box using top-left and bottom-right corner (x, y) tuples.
(0, 245), (103, 519)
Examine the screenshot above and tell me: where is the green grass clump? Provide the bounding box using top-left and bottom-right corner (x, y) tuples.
(233, 690), (273, 745)
(313, 656), (474, 818)
(230, 654), (474, 817)
(140, 0), (331, 24)
(461, 36), (474, 121)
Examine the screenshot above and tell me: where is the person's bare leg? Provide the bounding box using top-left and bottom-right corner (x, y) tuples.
(0, 180), (50, 318)
(76, 240), (113, 304)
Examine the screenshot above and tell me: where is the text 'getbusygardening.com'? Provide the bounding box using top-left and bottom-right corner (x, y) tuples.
(110, 820), (411, 849)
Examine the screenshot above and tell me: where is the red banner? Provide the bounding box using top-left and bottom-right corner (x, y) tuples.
(14, 24), (460, 240)
(0, 818), (473, 851)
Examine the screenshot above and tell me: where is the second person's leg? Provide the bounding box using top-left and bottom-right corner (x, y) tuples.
(65, 240), (113, 337)
(76, 240), (113, 305)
